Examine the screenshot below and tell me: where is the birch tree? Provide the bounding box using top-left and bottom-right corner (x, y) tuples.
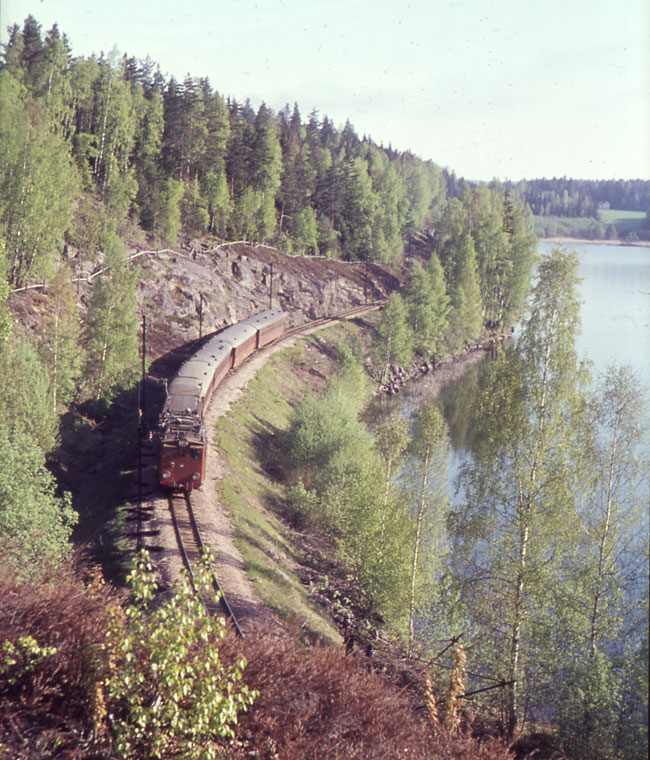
(0, 71), (79, 287)
(451, 247), (586, 735)
(38, 265), (83, 412)
(405, 402), (450, 654)
(83, 235), (138, 401)
(553, 364), (649, 759)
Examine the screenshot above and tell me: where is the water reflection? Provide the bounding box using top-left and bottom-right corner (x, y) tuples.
(374, 242), (650, 491)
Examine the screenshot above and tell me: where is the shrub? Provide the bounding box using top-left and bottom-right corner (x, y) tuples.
(101, 550), (257, 760)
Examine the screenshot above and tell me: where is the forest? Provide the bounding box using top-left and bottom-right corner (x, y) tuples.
(0, 14), (647, 760)
(285, 249), (648, 760)
(0, 16), (538, 291)
(505, 178), (650, 242)
(506, 178), (650, 217)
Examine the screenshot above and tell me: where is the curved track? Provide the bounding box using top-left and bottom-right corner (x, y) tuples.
(149, 301), (386, 627)
(283, 301), (384, 340)
(168, 491), (244, 637)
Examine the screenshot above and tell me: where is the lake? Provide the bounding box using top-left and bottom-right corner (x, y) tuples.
(373, 240), (650, 465)
(539, 241), (650, 384)
(432, 241), (650, 480)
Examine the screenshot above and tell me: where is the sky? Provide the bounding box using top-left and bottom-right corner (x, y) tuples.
(1, 0), (649, 181)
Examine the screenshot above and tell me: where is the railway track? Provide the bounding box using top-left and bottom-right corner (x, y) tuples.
(283, 300), (385, 340)
(157, 300), (386, 628)
(168, 490), (244, 637)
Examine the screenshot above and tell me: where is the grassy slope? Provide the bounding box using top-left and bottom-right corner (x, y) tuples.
(211, 323), (369, 644)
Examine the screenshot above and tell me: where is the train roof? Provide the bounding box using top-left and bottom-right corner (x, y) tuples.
(238, 310), (286, 329)
(192, 337), (232, 366)
(219, 320), (258, 347)
(163, 311), (287, 418)
(166, 393), (201, 416)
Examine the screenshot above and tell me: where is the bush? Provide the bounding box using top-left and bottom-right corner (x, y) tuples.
(102, 550), (257, 760)
(0, 563), (109, 757)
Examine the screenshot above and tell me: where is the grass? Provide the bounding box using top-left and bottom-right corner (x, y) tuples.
(597, 208), (646, 233)
(534, 209), (649, 241)
(211, 330), (345, 644)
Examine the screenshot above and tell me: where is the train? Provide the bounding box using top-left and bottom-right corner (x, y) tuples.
(157, 310), (287, 490)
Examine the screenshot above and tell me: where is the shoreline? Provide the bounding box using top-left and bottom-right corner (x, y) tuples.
(539, 236), (650, 248)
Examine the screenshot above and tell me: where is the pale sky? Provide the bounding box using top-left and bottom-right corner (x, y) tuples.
(1, 0), (649, 181)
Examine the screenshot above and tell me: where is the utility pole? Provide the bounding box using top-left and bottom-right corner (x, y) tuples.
(137, 313), (147, 549)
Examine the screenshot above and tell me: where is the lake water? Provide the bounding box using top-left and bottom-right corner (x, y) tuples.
(434, 241), (650, 481)
(376, 241), (650, 459)
(539, 241), (650, 384)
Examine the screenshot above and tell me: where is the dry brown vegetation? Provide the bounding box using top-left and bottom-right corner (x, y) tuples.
(227, 622), (513, 760)
(0, 567), (516, 760)
(0, 563), (110, 758)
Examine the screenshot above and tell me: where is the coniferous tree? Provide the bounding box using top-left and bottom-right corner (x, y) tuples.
(132, 83), (164, 230)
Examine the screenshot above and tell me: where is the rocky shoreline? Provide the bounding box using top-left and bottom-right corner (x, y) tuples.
(376, 332), (510, 395)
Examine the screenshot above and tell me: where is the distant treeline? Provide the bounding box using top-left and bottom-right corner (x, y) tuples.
(505, 178), (650, 218)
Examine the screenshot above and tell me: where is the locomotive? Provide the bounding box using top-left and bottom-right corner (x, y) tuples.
(157, 310), (287, 489)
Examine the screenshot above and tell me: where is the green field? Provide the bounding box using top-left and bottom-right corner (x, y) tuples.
(597, 208), (646, 233)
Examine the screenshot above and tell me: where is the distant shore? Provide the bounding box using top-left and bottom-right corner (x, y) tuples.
(540, 237), (650, 248)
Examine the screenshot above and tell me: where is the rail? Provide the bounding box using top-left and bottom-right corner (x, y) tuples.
(168, 491), (244, 638)
(283, 301), (385, 340)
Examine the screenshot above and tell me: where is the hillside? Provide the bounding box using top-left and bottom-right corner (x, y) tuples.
(2, 243), (521, 760)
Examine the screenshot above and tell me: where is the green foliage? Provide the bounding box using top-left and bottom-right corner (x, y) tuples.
(374, 291), (413, 380)
(291, 206), (318, 254)
(38, 264), (83, 411)
(0, 424), (76, 576)
(83, 233), (139, 401)
(403, 259), (449, 357)
(0, 635), (57, 686)
(284, 365), (414, 626)
(448, 248), (588, 734)
(158, 177), (184, 246)
(443, 247), (649, 748)
(0, 332), (59, 452)
(509, 177), (650, 218)
(103, 550), (257, 760)
(0, 70), (79, 288)
(284, 367), (369, 480)
(404, 402), (450, 651)
(0, 270), (11, 346)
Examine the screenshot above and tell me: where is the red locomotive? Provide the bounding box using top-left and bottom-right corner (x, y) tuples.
(157, 310), (286, 489)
